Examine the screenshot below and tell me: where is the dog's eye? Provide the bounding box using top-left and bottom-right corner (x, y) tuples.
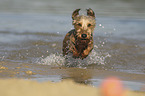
(77, 23), (82, 27)
(87, 24), (92, 27)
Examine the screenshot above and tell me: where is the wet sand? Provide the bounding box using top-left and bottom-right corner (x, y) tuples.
(1, 61), (145, 82)
(0, 61), (145, 95)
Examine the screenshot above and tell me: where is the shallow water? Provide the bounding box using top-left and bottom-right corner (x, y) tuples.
(0, 0), (145, 91)
(0, 13), (145, 73)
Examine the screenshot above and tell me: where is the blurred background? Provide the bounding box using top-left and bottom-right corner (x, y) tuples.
(0, 0), (145, 17)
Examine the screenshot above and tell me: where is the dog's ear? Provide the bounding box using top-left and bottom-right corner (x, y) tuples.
(72, 9), (81, 20)
(87, 8), (95, 18)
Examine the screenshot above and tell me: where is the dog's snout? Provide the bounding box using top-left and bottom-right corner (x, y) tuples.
(81, 34), (87, 38)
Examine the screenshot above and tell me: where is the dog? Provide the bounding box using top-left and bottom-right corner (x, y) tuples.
(63, 8), (96, 60)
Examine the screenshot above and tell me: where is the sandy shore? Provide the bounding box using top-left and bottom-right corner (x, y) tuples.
(0, 61), (145, 96)
(0, 79), (145, 96)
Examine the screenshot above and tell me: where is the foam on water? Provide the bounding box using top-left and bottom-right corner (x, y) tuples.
(38, 53), (65, 66)
(37, 45), (111, 67)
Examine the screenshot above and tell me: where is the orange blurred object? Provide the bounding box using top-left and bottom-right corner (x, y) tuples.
(100, 77), (125, 96)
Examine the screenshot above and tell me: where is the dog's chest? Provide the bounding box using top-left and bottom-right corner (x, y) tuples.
(75, 39), (90, 53)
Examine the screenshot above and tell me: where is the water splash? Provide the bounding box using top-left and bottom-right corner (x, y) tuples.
(36, 22), (113, 67)
(35, 22), (113, 67)
(38, 53), (65, 66)
(37, 45), (111, 67)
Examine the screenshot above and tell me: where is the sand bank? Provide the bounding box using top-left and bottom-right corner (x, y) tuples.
(0, 79), (144, 96)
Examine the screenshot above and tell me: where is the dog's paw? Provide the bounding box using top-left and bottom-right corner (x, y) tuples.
(81, 50), (89, 59)
(72, 51), (80, 58)
(81, 54), (88, 60)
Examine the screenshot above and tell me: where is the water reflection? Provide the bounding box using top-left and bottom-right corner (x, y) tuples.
(61, 68), (93, 85)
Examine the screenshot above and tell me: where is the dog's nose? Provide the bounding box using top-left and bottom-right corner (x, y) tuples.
(81, 34), (87, 38)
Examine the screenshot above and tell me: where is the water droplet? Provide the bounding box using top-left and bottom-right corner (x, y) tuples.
(102, 42), (105, 44)
(94, 45), (98, 48)
(99, 24), (102, 26)
(52, 43), (56, 47)
(26, 53), (29, 55)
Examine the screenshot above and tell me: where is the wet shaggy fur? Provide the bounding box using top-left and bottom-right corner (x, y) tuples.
(63, 8), (96, 60)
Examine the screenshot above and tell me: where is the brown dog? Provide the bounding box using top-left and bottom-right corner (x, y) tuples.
(63, 8), (96, 60)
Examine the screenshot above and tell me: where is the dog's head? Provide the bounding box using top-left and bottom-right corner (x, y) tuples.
(72, 8), (96, 42)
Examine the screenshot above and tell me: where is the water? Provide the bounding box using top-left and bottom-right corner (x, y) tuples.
(1, 14), (144, 73)
(0, 0), (145, 91)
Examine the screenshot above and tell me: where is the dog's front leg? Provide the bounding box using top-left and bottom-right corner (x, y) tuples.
(81, 42), (93, 59)
(71, 44), (80, 58)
